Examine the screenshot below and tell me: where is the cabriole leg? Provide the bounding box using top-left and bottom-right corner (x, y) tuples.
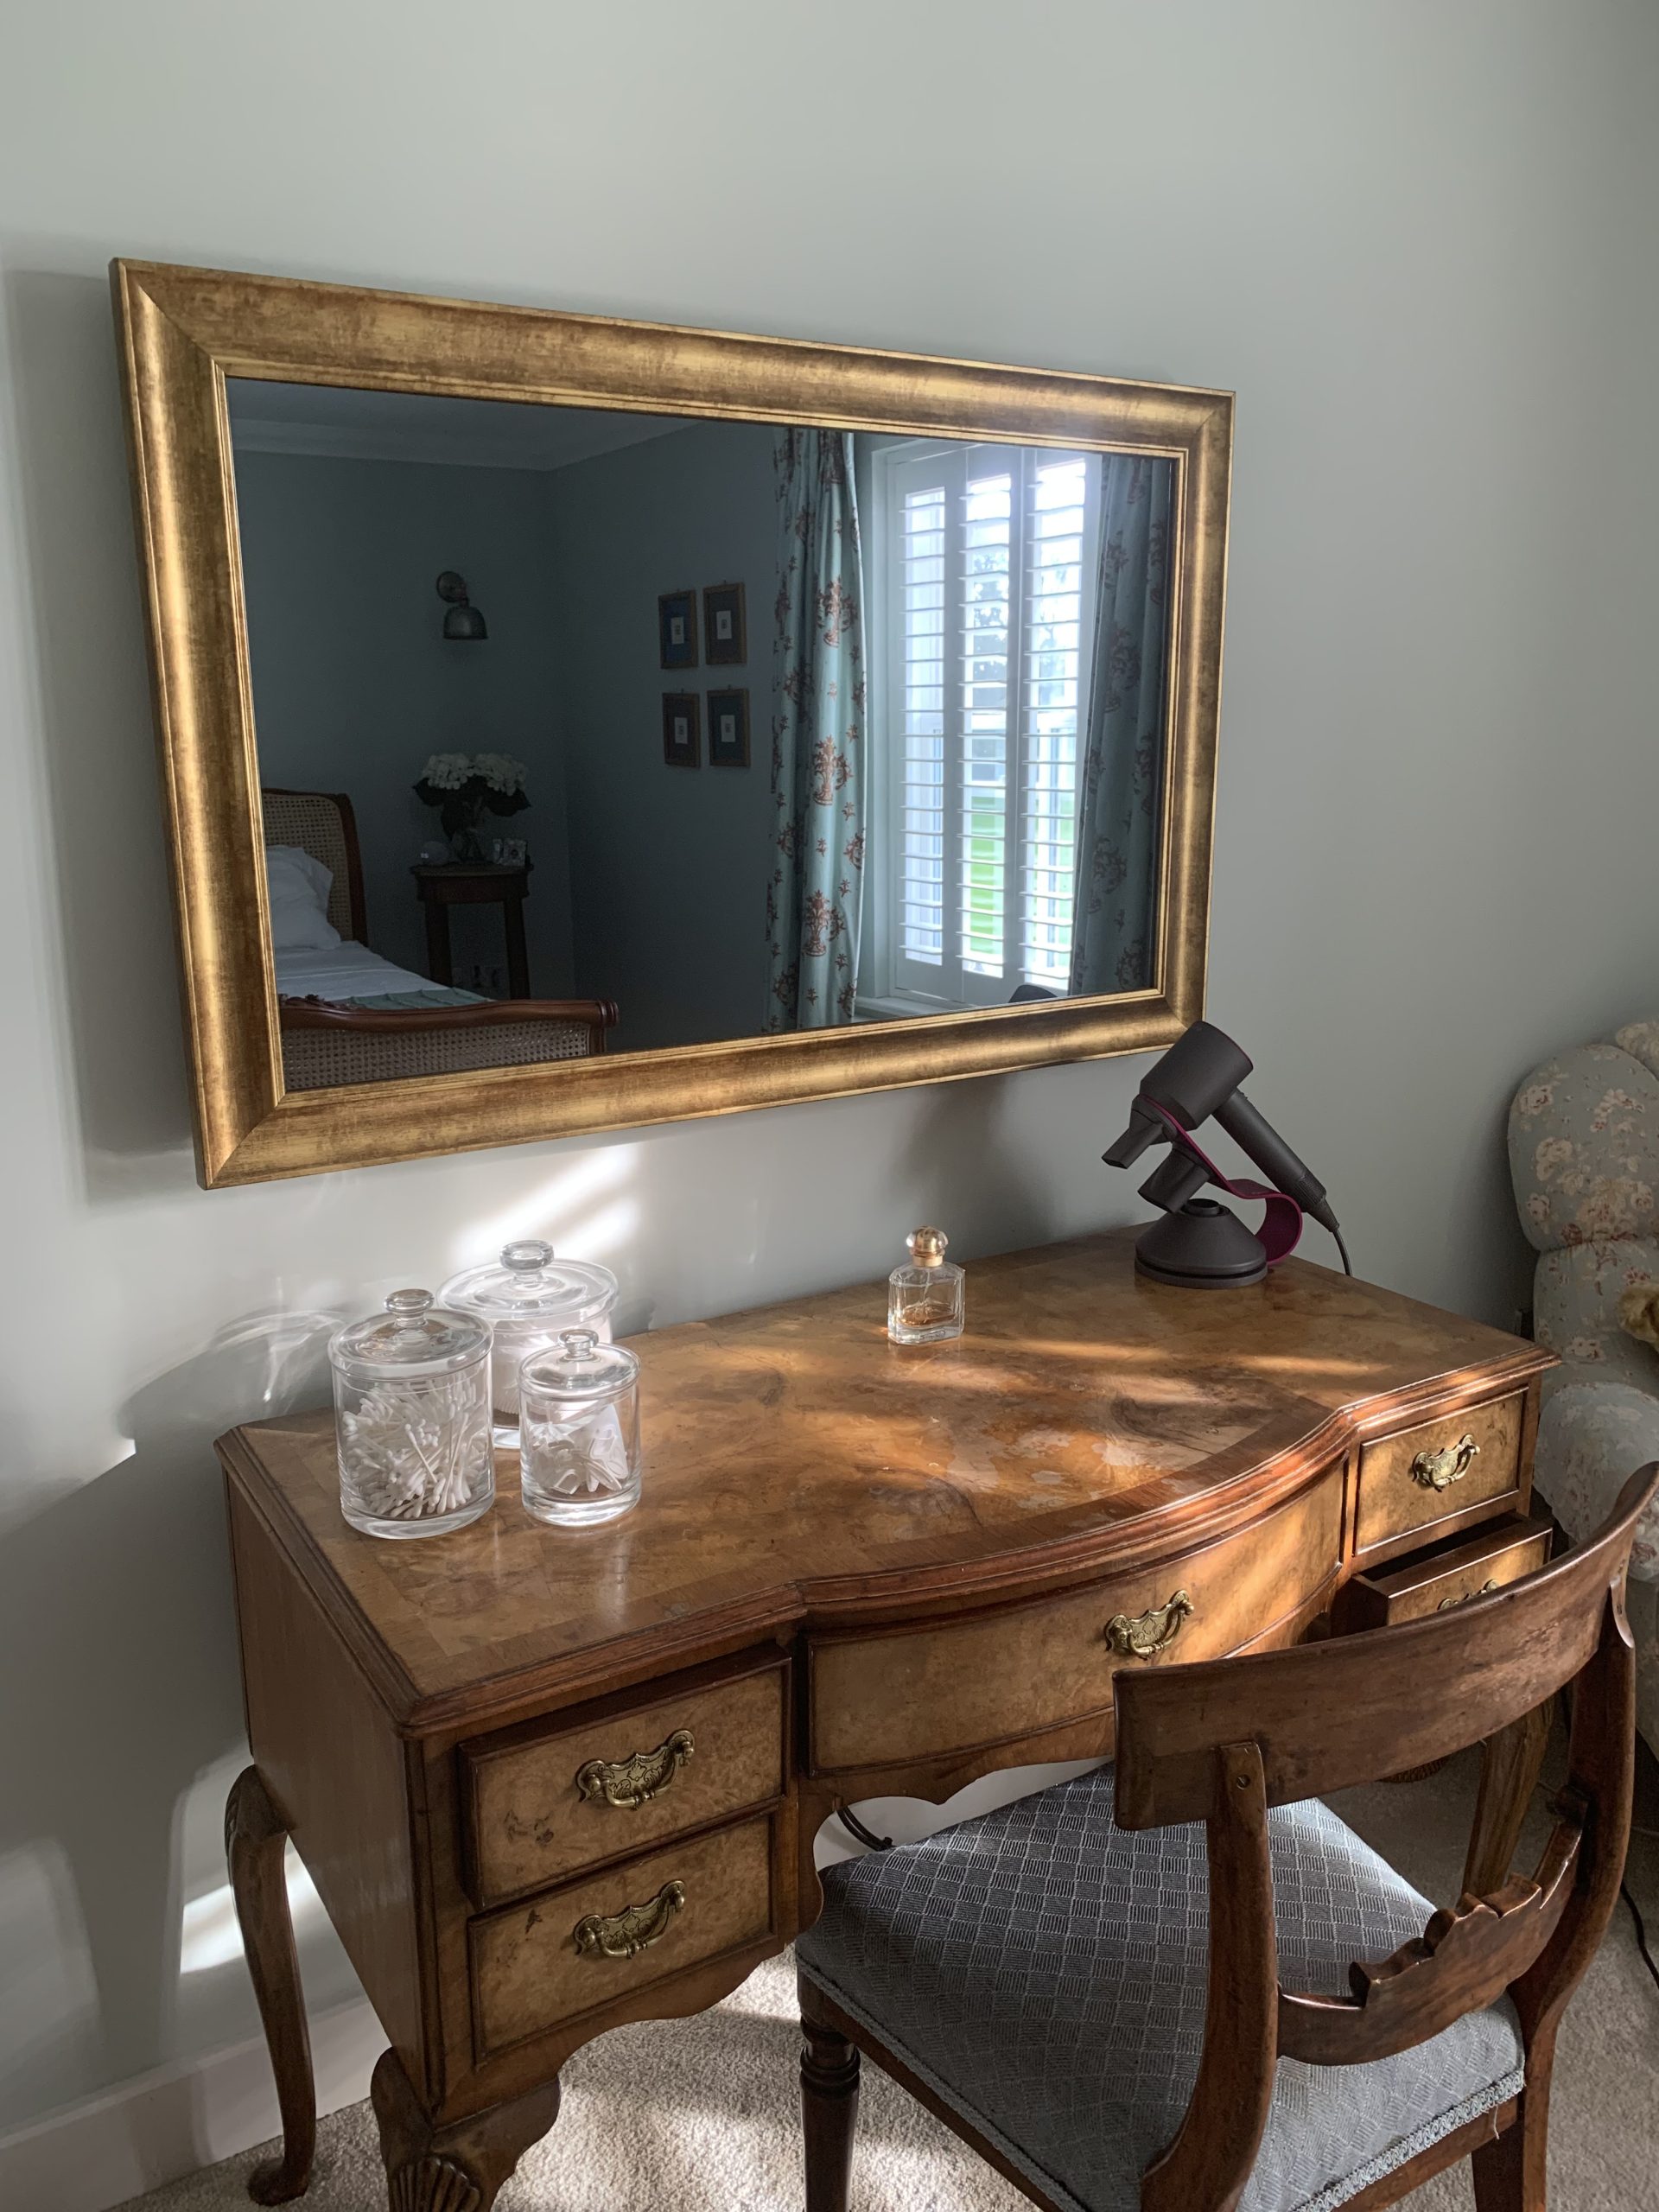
(225, 1767), (315, 2205)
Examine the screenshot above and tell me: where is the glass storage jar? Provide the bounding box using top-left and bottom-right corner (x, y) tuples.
(440, 1240), (620, 1450)
(518, 1327), (642, 1528)
(328, 1288), (494, 1538)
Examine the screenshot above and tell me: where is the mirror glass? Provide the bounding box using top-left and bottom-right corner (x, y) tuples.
(227, 379), (1174, 1090)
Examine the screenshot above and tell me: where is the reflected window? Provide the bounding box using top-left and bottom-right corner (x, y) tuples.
(863, 442), (1101, 1012)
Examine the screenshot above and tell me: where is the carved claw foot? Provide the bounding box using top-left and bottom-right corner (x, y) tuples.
(371, 2049), (560, 2212)
(385, 2155), (485, 2212)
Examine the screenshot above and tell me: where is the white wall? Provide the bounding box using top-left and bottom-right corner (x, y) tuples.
(2, 0), (1657, 2164)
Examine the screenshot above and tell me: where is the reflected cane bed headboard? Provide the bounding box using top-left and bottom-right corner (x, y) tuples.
(261, 787), (367, 941)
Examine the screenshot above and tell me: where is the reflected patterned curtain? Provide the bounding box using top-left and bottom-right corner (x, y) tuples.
(763, 430), (867, 1030)
(1068, 454), (1172, 996)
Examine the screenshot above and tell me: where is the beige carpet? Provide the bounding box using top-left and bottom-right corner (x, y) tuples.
(122, 1745), (1659, 2212)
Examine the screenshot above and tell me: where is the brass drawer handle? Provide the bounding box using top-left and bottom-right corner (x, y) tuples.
(573, 1878), (686, 1960)
(1437, 1578), (1500, 1612)
(1410, 1433), (1480, 1492)
(1106, 1588), (1194, 1659)
(575, 1728), (695, 1808)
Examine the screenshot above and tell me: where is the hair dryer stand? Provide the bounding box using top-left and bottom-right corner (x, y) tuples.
(1134, 1195), (1271, 1288)
(1103, 1020), (1345, 1291)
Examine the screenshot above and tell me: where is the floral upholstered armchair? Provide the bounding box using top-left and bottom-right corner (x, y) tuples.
(1510, 1019), (1659, 1751)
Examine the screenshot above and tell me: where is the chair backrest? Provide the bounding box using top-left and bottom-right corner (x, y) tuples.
(1111, 1464), (1657, 2212)
(261, 787), (366, 940)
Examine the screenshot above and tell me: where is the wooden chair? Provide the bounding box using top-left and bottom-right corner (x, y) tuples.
(797, 1465), (1656, 2212)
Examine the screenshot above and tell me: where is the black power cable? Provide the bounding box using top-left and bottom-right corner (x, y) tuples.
(1622, 1876), (1659, 1996)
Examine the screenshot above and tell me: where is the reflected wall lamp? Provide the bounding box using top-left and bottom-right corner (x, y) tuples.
(435, 570), (487, 641)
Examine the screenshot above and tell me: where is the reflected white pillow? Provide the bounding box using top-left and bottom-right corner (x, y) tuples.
(266, 844), (341, 951)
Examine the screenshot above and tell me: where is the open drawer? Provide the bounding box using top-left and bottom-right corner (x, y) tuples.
(1340, 1513), (1553, 1631)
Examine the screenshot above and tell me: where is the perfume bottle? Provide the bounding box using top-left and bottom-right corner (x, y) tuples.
(888, 1227), (966, 1344)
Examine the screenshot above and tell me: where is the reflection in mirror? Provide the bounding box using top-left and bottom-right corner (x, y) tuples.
(226, 381), (1173, 1090)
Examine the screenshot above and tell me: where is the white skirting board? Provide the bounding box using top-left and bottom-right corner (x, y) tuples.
(0, 1997), (382, 2212)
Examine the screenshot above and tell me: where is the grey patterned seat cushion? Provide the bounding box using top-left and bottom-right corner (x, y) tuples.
(798, 1767), (1523, 2212)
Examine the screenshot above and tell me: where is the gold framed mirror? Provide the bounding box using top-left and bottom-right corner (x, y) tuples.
(112, 258), (1231, 1188)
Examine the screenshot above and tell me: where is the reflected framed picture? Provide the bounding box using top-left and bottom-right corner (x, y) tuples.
(703, 581), (747, 665)
(658, 588), (698, 670)
(663, 691), (701, 767)
(708, 687), (750, 768)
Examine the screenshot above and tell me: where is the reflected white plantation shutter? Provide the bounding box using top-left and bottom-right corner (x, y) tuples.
(1020, 456), (1093, 988)
(899, 484), (946, 967)
(873, 443), (1099, 1007)
(960, 467), (1012, 979)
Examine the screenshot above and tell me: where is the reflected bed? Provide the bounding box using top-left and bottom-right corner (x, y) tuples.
(265, 788), (616, 1090)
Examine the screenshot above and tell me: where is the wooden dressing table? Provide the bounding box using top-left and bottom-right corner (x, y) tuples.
(219, 1231), (1554, 2209)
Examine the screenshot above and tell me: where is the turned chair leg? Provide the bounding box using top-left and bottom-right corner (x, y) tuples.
(1471, 2059), (1554, 2212)
(225, 1767), (316, 2205)
(370, 2046), (562, 2212)
(800, 1972), (861, 2212)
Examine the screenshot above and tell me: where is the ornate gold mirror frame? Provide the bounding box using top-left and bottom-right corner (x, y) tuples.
(112, 258), (1231, 1188)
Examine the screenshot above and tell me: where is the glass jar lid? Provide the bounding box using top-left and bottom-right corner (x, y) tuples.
(441, 1240), (619, 1325)
(329, 1288), (490, 1381)
(521, 1326), (639, 1403)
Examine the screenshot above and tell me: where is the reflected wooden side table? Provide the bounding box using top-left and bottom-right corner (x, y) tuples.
(411, 863), (531, 998)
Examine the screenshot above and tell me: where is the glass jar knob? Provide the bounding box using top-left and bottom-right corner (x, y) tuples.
(560, 1326), (601, 1361)
(383, 1287), (434, 1344)
(502, 1239), (555, 1275)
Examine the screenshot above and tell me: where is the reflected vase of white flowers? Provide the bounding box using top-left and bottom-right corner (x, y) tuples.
(414, 751), (531, 862)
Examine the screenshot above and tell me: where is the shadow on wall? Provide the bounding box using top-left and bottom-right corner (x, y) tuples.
(0, 1308), (340, 2126)
(2, 264), (201, 1198)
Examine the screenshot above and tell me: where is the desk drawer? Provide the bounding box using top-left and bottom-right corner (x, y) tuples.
(460, 1657), (785, 1909)
(1355, 1395), (1526, 1557)
(468, 1813), (777, 2060)
(1343, 1514), (1552, 1630)
(808, 1469), (1341, 1774)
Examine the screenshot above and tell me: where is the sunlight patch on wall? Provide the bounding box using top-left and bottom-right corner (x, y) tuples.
(179, 1849), (327, 1977)
(454, 1148), (640, 1274)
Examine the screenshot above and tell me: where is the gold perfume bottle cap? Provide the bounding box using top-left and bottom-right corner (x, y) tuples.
(907, 1226), (949, 1268)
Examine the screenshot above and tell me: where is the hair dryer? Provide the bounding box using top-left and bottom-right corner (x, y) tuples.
(1103, 1020), (1350, 1287)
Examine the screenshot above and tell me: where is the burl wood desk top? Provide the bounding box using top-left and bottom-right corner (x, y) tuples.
(217, 1229), (1558, 2205)
(222, 1230), (1547, 1738)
